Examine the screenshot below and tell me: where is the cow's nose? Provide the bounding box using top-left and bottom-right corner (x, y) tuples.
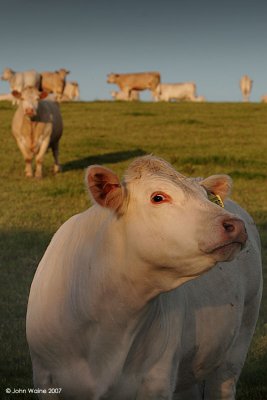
(25, 108), (35, 116)
(222, 217), (247, 245)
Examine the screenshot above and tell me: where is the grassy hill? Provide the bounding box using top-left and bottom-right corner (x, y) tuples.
(0, 100), (266, 399)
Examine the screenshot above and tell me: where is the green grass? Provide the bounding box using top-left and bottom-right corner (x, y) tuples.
(0, 100), (266, 399)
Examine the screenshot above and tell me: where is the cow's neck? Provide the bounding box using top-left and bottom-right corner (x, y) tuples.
(86, 212), (177, 321)
(67, 209), (176, 393)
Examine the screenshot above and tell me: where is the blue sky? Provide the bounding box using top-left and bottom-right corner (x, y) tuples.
(0, 0), (266, 101)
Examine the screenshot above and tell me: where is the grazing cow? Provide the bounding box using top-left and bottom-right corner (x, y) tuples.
(111, 89), (140, 101)
(153, 82), (197, 102)
(12, 87), (63, 178)
(26, 155), (262, 399)
(239, 75), (253, 102)
(62, 81), (80, 101)
(260, 95), (267, 103)
(40, 68), (70, 100)
(107, 71), (160, 98)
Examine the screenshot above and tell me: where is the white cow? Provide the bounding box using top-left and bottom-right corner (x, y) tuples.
(62, 81), (80, 101)
(1, 67), (41, 92)
(111, 90), (140, 101)
(12, 87), (63, 178)
(239, 75), (253, 102)
(1, 67), (41, 105)
(154, 82), (197, 102)
(26, 155), (262, 399)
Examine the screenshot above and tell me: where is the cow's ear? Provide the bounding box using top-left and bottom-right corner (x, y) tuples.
(200, 174), (232, 200)
(39, 91), (48, 99)
(86, 165), (124, 211)
(12, 90), (21, 99)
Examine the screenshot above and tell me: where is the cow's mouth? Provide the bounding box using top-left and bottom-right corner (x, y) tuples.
(208, 240), (244, 261)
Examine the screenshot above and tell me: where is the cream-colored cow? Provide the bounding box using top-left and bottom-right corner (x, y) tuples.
(240, 75), (253, 102)
(12, 87), (63, 178)
(27, 156), (262, 399)
(153, 82), (197, 102)
(107, 71), (160, 98)
(40, 68), (70, 100)
(1, 67), (41, 92)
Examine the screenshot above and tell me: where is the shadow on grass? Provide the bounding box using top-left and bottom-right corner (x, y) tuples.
(0, 229), (52, 398)
(237, 347), (267, 399)
(123, 112), (157, 117)
(62, 148), (147, 172)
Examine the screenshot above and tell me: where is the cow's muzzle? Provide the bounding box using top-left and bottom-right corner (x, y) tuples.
(202, 216), (247, 261)
(25, 108), (36, 117)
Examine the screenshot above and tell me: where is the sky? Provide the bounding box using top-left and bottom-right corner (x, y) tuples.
(0, 0), (266, 102)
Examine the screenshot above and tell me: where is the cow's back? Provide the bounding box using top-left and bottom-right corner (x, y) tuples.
(117, 72), (160, 91)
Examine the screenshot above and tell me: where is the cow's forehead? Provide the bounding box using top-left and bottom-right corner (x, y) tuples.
(124, 156), (194, 191)
(22, 87), (39, 97)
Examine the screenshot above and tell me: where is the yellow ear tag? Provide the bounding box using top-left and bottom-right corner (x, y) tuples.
(208, 193), (224, 208)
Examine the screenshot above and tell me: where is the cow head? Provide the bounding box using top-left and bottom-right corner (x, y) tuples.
(1, 67), (14, 81)
(12, 87), (48, 118)
(107, 73), (119, 84)
(57, 69), (70, 79)
(86, 156), (247, 290)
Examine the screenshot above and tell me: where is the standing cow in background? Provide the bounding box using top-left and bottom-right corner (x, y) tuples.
(40, 68), (70, 100)
(12, 87), (63, 178)
(1, 67), (41, 92)
(107, 71), (160, 100)
(239, 75), (253, 102)
(26, 155), (262, 399)
(1, 67), (41, 105)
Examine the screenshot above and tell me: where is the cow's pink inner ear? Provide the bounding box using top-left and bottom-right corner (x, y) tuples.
(86, 166), (123, 211)
(200, 174), (232, 200)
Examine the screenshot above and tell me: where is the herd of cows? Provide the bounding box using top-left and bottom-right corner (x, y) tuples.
(1, 68), (264, 179)
(1, 67), (267, 103)
(108, 71), (205, 102)
(0, 67), (80, 103)
(1, 67), (263, 399)
(108, 72), (267, 103)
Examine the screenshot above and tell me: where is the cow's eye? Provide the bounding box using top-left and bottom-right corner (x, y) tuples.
(151, 192), (169, 204)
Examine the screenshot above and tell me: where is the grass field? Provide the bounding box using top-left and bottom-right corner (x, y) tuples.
(0, 100), (266, 399)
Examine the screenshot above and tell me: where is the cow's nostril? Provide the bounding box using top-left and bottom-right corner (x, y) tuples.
(223, 221), (235, 233)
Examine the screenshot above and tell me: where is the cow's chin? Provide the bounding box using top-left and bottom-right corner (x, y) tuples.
(209, 241), (242, 262)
